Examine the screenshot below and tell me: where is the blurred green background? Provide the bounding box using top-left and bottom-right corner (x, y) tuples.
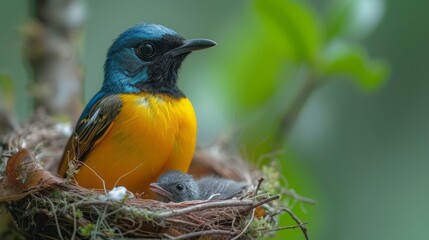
(1, 0), (428, 239)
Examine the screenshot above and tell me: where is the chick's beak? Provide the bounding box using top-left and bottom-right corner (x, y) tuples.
(149, 183), (173, 200)
(168, 39), (216, 57)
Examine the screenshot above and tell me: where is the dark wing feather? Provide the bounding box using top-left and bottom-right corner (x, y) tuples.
(198, 177), (248, 200)
(58, 94), (122, 176)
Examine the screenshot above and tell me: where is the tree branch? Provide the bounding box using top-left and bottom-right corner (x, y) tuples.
(277, 71), (318, 141)
(26, 0), (87, 120)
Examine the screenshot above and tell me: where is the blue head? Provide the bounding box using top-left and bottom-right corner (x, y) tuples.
(102, 23), (216, 97)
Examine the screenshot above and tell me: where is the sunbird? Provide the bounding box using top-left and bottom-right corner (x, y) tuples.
(58, 23), (216, 198)
(150, 171), (248, 202)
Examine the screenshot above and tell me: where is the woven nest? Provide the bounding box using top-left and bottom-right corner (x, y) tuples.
(0, 114), (309, 239)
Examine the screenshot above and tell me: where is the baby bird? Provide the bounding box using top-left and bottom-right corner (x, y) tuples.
(149, 171), (247, 202)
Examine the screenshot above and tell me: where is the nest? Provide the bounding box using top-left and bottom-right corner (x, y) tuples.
(0, 115), (309, 239)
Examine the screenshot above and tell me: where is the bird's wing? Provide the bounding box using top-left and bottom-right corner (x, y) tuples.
(58, 94), (122, 176)
(198, 177), (248, 200)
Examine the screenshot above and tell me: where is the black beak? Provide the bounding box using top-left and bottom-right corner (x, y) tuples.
(168, 39), (216, 57)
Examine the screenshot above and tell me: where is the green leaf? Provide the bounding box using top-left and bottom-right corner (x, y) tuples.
(325, 0), (385, 41)
(324, 0), (354, 41)
(221, 32), (286, 113)
(255, 0), (321, 63)
(321, 42), (389, 91)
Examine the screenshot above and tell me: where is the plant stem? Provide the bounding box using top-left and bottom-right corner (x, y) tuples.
(277, 70), (319, 142)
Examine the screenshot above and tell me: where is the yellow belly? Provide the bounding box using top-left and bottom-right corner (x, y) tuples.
(73, 93), (197, 198)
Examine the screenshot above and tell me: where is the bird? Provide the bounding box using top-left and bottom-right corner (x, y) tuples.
(149, 170), (248, 202)
(57, 23), (216, 198)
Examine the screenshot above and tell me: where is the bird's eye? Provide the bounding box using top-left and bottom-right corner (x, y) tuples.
(137, 42), (156, 59)
(176, 184), (184, 191)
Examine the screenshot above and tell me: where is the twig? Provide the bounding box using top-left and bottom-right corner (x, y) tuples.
(164, 229), (235, 240)
(153, 199), (255, 219)
(242, 195), (280, 214)
(78, 160), (107, 195)
(113, 163), (143, 188)
(281, 208), (310, 240)
(120, 217), (141, 234)
(254, 177), (265, 196)
(92, 204), (109, 238)
(231, 208), (255, 240)
(281, 188), (317, 205)
(277, 71), (318, 141)
(271, 222), (308, 231)
(165, 218), (200, 228)
(71, 204), (77, 240)
(46, 198), (64, 240)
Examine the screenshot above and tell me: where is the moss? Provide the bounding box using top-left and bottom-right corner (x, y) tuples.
(244, 216), (274, 240)
(78, 223), (96, 237)
(261, 163), (282, 195)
